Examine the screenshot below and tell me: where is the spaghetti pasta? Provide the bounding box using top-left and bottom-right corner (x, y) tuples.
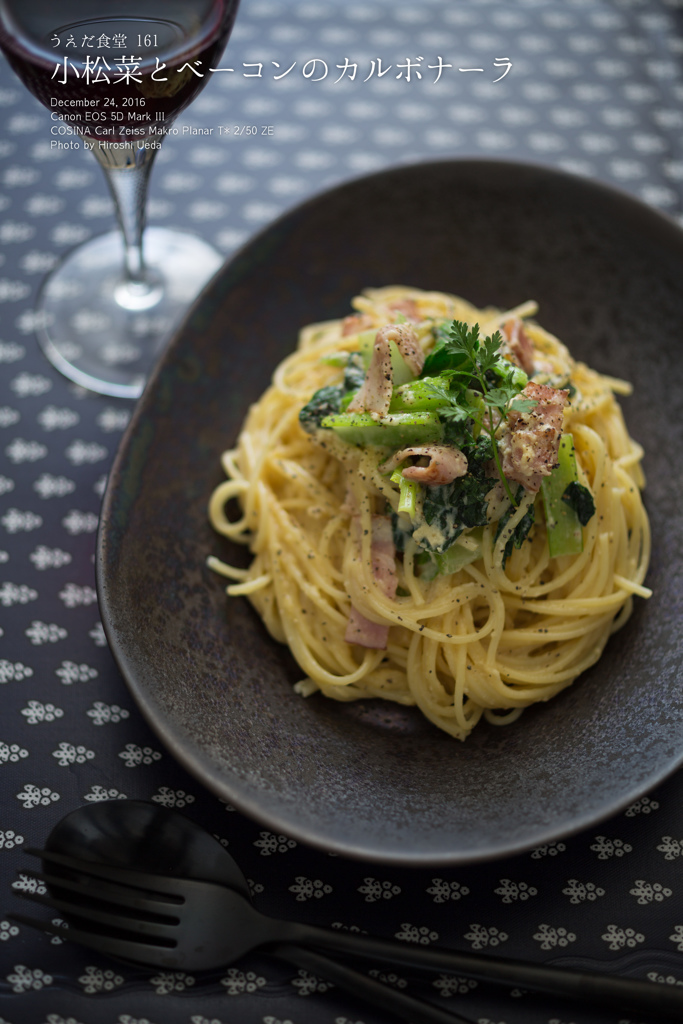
(208, 286), (651, 740)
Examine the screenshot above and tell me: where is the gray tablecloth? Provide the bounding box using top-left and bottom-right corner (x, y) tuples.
(1, 2), (682, 1023)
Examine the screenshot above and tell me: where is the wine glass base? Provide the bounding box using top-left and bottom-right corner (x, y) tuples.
(36, 228), (224, 399)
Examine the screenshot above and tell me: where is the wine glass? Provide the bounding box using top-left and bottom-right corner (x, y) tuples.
(0, 0), (240, 398)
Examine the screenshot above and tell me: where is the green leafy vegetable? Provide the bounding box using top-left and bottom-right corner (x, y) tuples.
(495, 487), (536, 566)
(418, 435), (494, 552)
(343, 352), (366, 392)
(299, 385), (344, 433)
(562, 481), (596, 527)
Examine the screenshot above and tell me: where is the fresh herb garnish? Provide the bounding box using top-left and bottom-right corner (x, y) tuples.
(421, 320), (535, 505)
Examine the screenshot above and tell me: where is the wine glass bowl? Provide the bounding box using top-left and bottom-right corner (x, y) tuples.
(0, 0), (240, 397)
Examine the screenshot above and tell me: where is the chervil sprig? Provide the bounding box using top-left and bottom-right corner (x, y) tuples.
(422, 319), (535, 505)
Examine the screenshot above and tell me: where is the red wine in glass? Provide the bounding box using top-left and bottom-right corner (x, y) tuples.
(0, 0), (240, 397)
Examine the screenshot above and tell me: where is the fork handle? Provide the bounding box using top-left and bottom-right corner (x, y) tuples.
(285, 922), (683, 1020)
(274, 943), (472, 1024)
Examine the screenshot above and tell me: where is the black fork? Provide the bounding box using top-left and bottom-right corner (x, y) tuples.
(12, 848), (473, 1024)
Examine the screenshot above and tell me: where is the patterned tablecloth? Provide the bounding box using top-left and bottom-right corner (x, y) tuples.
(1, 1), (683, 1023)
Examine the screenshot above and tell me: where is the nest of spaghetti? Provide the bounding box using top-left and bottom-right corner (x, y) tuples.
(209, 286), (651, 741)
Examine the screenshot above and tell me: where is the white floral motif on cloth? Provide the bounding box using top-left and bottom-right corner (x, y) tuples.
(0, 660), (33, 683)
(646, 970), (683, 987)
(78, 965), (125, 993)
(37, 406), (79, 431)
(149, 970), (195, 995)
(33, 473), (75, 498)
(0, 406), (19, 427)
(368, 967), (407, 988)
(494, 878), (538, 903)
(97, 407), (131, 432)
(83, 785), (127, 802)
(88, 621), (107, 646)
(625, 796), (659, 817)
(21, 700), (64, 724)
(0, 740), (28, 762)
(291, 969), (334, 996)
(562, 878), (605, 903)
(12, 873), (45, 894)
(395, 923), (439, 944)
(6, 964), (53, 993)
(61, 511), (99, 536)
(288, 876), (333, 900)
(533, 924), (577, 950)
(65, 439), (108, 465)
(658, 836), (683, 860)
(1, 508), (42, 533)
(16, 783), (60, 808)
(0, 582), (38, 607)
(9, 372), (51, 397)
(426, 878), (470, 903)
(357, 876), (401, 902)
(25, 620), (68, 643)
(52, 741), (95, 767)
(432, 974), (478, 996)
(86, 701), (129, 725)
(602, 924), (645, 951)
(0, 920), (19, 941)
(117, 743), (162, 768)
(58, 582), (97, 606)
(591, 835), (633, 859)
(5, 438), (47, 463)
(630, 879), (673, 905)
(151, 787), (195, 808)
(28, 547), (72, 570)
(220, 968), (267, 995)
(464, 924), (508, 950)
(0, 829), (23, 850)
(55, 660), (98, 683)
(254, 830), (297, 855)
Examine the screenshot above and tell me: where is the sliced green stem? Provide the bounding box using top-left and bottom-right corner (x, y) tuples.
(391, 470), (420, 521)
(540, 433), (584, 558)
(320, 411), (443, 447)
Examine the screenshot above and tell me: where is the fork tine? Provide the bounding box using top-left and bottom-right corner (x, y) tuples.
(9, 912), (180, 968)
(14, 889), (180, 942)
(20, 867), (182, 916)
(23, 848), (184, 901)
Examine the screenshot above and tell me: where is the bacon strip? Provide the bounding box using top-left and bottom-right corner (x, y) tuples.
(344, 515), (397, 649)
(347, 323), (424, 417)
(341, 313), (373, 336)
(498, 381), (569, 492)
(387, 298), (420, 322)
(379, 444), (468, 486)
(501, 318), (535, 376)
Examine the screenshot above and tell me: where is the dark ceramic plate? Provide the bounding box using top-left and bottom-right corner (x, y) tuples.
(97, 159), (683, 865)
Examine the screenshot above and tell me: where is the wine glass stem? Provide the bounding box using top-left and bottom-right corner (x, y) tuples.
(91, 141), (159, 292)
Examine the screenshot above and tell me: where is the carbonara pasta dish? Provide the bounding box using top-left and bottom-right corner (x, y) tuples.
(208, 286), (651, 740)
